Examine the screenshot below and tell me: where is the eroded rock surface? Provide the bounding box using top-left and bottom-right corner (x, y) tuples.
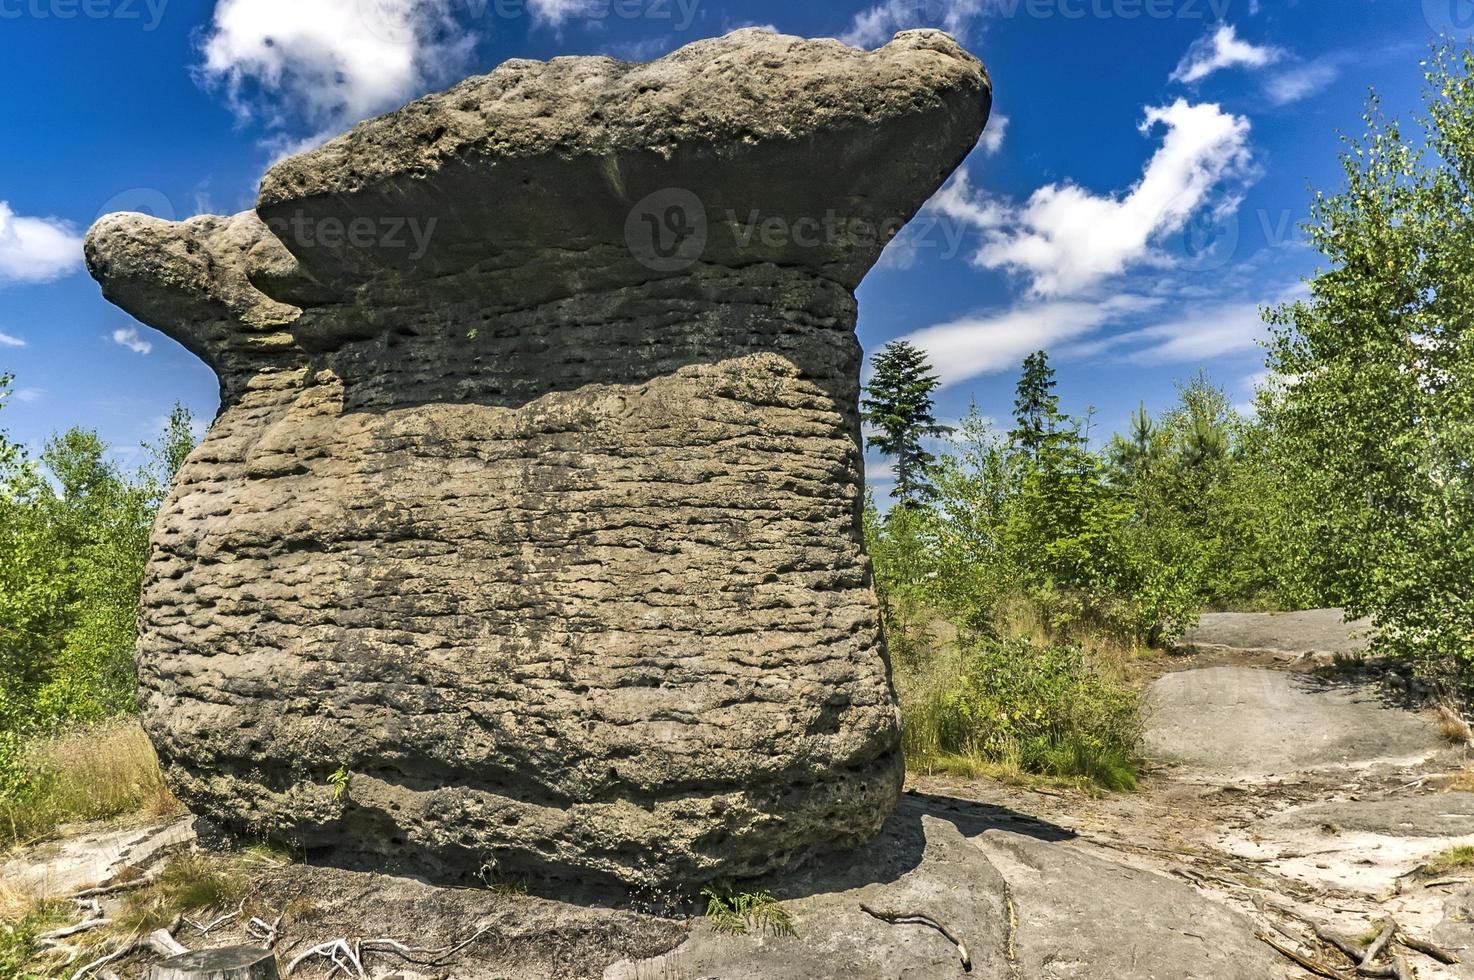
(84, 29), (991, 891)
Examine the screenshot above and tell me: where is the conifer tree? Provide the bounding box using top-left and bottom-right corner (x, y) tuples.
(862, 341), (952, 504)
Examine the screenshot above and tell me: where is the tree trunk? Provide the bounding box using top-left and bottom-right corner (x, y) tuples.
(145, 946), (280, 980)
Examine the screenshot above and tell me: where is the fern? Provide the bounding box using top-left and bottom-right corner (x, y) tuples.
(700, 883), (796, 937)
(328, 764), (350, 801)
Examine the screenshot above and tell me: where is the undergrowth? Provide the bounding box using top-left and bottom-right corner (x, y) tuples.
(0, 719), (180, 848)
(895, 627), (1145, 792)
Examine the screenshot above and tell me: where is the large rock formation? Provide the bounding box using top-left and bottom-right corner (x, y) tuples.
(85, 28), (991, 891)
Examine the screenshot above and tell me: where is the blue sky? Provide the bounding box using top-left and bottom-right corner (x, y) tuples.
(0, 0), (1454, 491)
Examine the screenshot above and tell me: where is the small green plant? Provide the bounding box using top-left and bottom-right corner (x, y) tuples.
(1417, 845), (1474, 878)
(0, 896), (69, 979)
(700, 883), (796, 937)
(328, 764), (350, 801)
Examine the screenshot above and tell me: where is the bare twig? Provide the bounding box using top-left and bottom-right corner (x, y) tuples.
(1255, 931), (1349, 979)
(1396, 928), (1461, 965)
(185, 899), (244, 937)
(861, 903), (972, 973)
(69, 875), (158, 900)
(1362, 919), (1396, 969)
(248, 912), (284, 949)
(69, 946), (134, 980)
(39, 918), (111, 941)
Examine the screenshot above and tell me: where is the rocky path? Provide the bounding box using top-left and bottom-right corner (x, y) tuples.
(898, 612), (1474, 980)
(12, 611), (1474, 979)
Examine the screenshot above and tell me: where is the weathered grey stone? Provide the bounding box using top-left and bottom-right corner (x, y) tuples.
(83, 29), (991, 891)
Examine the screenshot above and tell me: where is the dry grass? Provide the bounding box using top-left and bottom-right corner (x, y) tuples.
(0, 719), (181, 848)
(1436, 705), (1474, 747)
(1, 851), (265, 977)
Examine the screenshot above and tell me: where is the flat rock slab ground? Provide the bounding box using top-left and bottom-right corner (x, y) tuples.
(1179, 608), (1373, 659)
(0, 816), (191, 896)
(1145, 666), (1441, 779)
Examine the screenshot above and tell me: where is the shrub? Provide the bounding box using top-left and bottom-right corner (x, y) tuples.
(907, 638), (1144, 791)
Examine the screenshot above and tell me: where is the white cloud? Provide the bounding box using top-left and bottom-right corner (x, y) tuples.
(865, 459), (897, 485)
(979, 113), (1008, 156)
(1118, 301), (1267, 364)
(198, 0), (474, 143)
(899, 295), (1160, 389)
(1265, 59), (1340, 105)
(0, 330), (26, 348)
(526, 0), (587, 25)
(111, 326), (154, 355)
(927, 169), (1007, 230)
(972, 100), (1252, 297)
(13, 387), (41, 403)
(0, 202), (83, 285)
(1171, 24), (1283, 84)
(839, 0), (986, 48)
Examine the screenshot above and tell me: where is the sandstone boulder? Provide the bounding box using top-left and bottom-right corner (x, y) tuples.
(84, 28), (991, 891)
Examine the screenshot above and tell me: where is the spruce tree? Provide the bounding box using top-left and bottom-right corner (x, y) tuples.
(1009, 351), (1060, 456)
(861, 341), (952, 505)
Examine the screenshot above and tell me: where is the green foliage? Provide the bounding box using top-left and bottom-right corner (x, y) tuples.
(1009, 350), (1061, 456)
(700, 884), (796, 937)
(0, 378), (196, 800)
(329, 763), (350, 801)
(0, 720), (178, 847)
(932, 639), (1143, 791)
(0, 899), (68, 980)
(1259, 43), (1474, 690)
(862, 340), (953, 504)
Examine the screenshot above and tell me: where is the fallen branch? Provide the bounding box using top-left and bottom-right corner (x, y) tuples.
(286, 939), (364, 979)
(1361, 919), (1396, 969)
(68, 915), (184, 980)
(860, 903), (972, 973)
(1255, 931), (1348, 979)
(185, 900), (244, 937)
(40, 918), (112, 941)
(70, 874), (158, 900)
(147, 927), (189, 957)
(1396, 929), (1460, 965)
(70, 946), (134, 980)
(247, 913), (283, 950)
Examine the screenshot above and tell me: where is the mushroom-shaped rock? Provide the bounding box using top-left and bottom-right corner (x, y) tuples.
(84, 28), (991, 892)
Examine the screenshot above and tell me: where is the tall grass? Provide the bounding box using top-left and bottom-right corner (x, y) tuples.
(894, 628), (1145, 791)
(0, 719), (180, 847)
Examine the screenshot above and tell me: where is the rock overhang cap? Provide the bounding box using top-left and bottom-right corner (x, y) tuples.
(253, 28), (991, 297)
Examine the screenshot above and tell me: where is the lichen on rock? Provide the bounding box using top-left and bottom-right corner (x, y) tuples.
(84, 28), (991, 892)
